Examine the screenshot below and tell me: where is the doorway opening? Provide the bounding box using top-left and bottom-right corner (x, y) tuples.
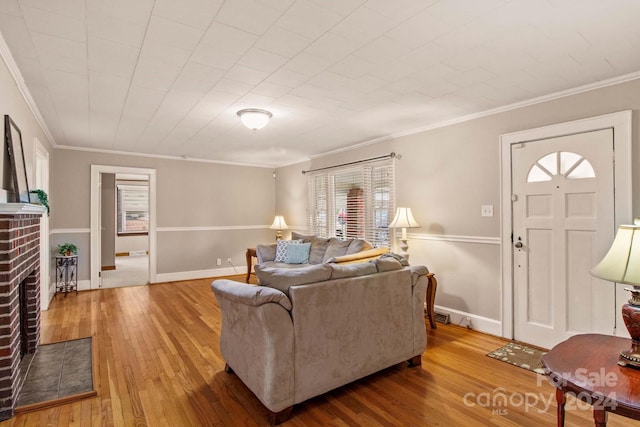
(100, 173), (150, 288)
(90, 165), (157, 289)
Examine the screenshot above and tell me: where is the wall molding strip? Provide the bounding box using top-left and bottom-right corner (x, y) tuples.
(407, 233), (501, 245)
(50, 228), (91, 234)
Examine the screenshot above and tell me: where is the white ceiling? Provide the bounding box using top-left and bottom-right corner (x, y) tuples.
(0, 0), (639, 168)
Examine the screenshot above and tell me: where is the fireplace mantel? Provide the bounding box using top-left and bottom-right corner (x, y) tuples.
(0, 203), (47, 215)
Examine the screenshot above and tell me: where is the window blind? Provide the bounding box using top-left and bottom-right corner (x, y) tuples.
(117, 185), (149, 233)
(307, 158), (395, 247)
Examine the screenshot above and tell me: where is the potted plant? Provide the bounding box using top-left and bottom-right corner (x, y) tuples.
(58, 243), (78, 257)
(29, 189), (50, 216)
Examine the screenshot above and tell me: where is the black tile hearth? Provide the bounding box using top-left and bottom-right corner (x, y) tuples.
(17, 337), (94, 408)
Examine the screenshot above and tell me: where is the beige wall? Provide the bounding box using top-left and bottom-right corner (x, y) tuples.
(51, 149), (276, 280)
(0, 49), (55, 294)
(115, 235), (148, 254)
(276, 78), (640, 330)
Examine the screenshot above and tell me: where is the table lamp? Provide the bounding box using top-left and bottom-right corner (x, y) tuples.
(269, 216), (288, 240)
(591, 220), (640, 368)
(388, 207), (420, 260)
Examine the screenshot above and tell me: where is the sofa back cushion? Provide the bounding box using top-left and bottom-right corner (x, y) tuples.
(322, 238), (351, 263)
(346, 239), (372, 255)
(291, 232), (329, 264)
(256, 243), (277, 263)
(329, 262), (377, 280)
(255, 264), (332, 296)
(374, 257), (404, 272)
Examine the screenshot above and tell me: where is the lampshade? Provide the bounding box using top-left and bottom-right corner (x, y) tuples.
(237, 108), (272, 130)
(269, 216), (288, 230)
(591, 224), (640, 285)
(388, 207), (420, 229)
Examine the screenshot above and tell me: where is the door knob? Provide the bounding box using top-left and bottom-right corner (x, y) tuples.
(514, 236), (523, 248)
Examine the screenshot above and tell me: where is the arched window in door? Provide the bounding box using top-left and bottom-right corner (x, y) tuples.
(527, 151), (596, 183)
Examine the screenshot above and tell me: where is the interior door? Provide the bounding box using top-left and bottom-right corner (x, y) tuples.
(511, 129), (615, 349)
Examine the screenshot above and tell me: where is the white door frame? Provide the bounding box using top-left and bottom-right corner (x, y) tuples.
(499, 110), (632, 340)
(90, 165), (157, 289)
(33, 138), (50, 309)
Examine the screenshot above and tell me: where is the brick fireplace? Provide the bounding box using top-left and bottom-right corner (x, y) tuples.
(0, 206), (45, 420)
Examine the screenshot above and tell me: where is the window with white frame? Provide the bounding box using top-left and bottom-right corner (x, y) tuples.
(117, 185), (149, 235)
(307, 159), (395, 247)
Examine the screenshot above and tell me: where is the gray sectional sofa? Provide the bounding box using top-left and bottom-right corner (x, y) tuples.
(211, 256), (429, 424)
(255, 232), (390, 268)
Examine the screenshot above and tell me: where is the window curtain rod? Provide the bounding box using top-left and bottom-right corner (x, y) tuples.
(301, 152), (397, 175)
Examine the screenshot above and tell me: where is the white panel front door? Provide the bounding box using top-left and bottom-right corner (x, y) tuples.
(512, 129), (615, 349)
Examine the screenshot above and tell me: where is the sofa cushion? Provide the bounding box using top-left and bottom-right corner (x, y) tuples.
(329, 262), (377, 280)
(346, 239), (372, 255)
(291, 232), (329, 264)
(255, 264), (332, 296)
(274, 239), (302, 262)
(285, 242), (311, 264)
(256, 243), (276, 263)
(322, 238), (351, 263)
(373, 257), (404, 272)
(380, 252), (409, 266)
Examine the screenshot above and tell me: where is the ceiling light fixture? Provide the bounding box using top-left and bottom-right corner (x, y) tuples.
(237, 108), (272, 130)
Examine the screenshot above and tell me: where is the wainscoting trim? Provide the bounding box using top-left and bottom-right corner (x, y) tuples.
(407, 233), (501, 245)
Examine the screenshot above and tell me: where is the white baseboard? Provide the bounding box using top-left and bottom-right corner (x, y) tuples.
(77, 279), (91, 291)
(155, 266), (248, 283)
(433, 305), (502, 337)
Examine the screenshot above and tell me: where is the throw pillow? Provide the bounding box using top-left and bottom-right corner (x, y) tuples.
(285, 242), (311, 264)
(274, 239), (302, 262)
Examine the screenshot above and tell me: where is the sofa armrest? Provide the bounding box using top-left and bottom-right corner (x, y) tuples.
(211, 279), (292, 310)
(410, 271), (428, 355)
(327, 246), (389, 264)
(408, 265), (429, 287)
(256, 243), (277, 263)
(210, 279), (295, 412)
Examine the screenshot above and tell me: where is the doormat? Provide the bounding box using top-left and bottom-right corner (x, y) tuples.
(16, 337), (96, 412)
(486, 342), (547, 374)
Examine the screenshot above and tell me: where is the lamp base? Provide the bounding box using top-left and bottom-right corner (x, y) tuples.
(399, 239), (409, 261)
(619, 342), (640, 368)
(619, 294), (640, 369)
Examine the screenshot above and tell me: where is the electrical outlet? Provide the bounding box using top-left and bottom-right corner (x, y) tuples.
(481, 205), (493, 217)
(216, 258), (221, 266)
(227, 258), (232, 264)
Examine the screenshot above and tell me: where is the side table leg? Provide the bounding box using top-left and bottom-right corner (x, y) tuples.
(555, 388), (566, 427)
(245, 249), (251, 283)
(426, 274), (437, 329)
(593, 409), (607, 427)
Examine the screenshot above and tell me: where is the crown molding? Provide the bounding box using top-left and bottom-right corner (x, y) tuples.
(0, 31), (56, 147)
(55, 145), (274, 169)
(294, 71), (640, 168)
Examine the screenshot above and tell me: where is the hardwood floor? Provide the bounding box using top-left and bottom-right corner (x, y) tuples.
(1, 276), (634, 426)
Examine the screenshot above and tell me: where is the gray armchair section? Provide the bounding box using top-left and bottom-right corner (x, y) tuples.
(211, 263), (429, 424)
